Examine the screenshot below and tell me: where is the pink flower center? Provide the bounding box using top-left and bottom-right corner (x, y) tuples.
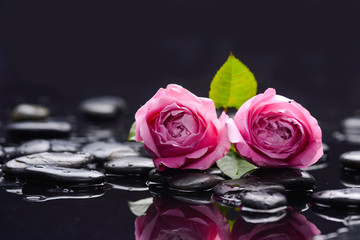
(164, 114), (190, 138)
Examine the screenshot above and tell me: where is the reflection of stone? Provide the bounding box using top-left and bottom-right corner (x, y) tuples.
(22, 183), (106, 202)
(241, 168), (315, 191)
(341, 169), (360, 188)
(312, 188), (360, 209)
(231, 208), (320, 240)
(135, 197), (230, 240)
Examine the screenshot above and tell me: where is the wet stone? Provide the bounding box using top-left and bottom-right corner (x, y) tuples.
(149, 185), (214, 205)
(213, 178), (285, 196)
(82, 141), (136, 160)
(50, 140), (80, 152)
(312, 188), (360, 208)
(3, 152), (93, 175)
(124, 141), (152, 158)
(80, 96), (126, 118)
(7, 121), (72, 138)
(340, 151), (360, 170)
(16, 139), (51, 156)
(104, 156), (154, 175)
(204, 168), (227, 178)
(241, 168), (315, 191)
(240, 190), (287, 213)
(341, 169), (360, 188)
(106, 175), (148, 191)
(167, 173), (224, 192)
(12, 103), (50, 121)
(342, 117), (360, 133)
(24, 165), (105, 185)
(148, 168), (171, 184)
(0, 146), (5, 161)
(108, 150), (140, 160)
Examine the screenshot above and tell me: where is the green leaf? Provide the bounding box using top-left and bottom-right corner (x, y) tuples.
(209, 53), (257, 110)
(128, 197), (153, 216)
(216, 151), (257, 179)
(128, 121), (136, 141)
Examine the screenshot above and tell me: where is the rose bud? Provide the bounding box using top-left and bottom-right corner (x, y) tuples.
(231, 88), (323, 169)
(135, 84), (231, 170)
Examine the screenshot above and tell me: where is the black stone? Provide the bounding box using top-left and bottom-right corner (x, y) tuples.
(0, 145), (5, 161)
(240, 190), (287, 213)
(340, 151), (360, 170)
(24, 165), (105, 185)
(12, 103), (50, 121)
(3, 152), (93, 175)
(148, 168), (171, 184)
(104, 156), (154, 175)
(241, 168), (315, 191)
(16, 139), (51, 156)
(106, 175), (148, 191)
(167, 172), (224, 191)
(341, 169), (360, 188)
(204, 168), (227, 178)
(0, 176), (25, 195)
(148, 184), (214, 205)
(82, 141), (136, 160)
(312, 188), (360, 208)
(213, 178), (285, 196)
(108, 150), (140, 160)
(7, 121), (72, 138)
(124, 141), (152, 158)
(80, 96), (126, 118)
(50, 140), (80, 152)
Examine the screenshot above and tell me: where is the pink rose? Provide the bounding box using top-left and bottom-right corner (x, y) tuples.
(231, 88), (323, 168)
(135, 197), (230, 240)
(230, 208), (321, 240)
(135, 84), (231, 170)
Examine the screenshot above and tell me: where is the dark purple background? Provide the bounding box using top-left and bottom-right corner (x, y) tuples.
(0, 0), (360, 239)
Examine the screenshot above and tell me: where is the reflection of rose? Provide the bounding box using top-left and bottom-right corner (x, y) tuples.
(232, 88), (323, 168)
(230, 208), (320, 240)
(135, 197), (230, 240)
(135, 84), (230, 170)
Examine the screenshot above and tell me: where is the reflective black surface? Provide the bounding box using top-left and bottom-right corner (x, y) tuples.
(2, 0), (360, 239)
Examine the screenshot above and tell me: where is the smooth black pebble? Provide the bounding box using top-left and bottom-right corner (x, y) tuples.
(7, 121), (72, 138)
(241, 168), (315, 191)
(16, 139), (51, 156)
(80, 96), (126, 118)
(82, 141), (137, 160)
(23, 165), (105, 185)
(213, 178), (285, 196)
(104, 156), (154, 175)
(168, 172), (224, 191)
(240, 190), (287, 213)
(3, 152), (93, 175)
(312, 188), (360, 208)
(12, 103), (50, 121)
(106, 175), (148, 191)
(340, 151), (360, 170)
(50, 140), (80, 152)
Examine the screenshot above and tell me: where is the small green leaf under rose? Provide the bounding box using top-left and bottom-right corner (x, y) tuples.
(216, 151), (257, 179)
(128, 197), (153, 216)
(209, 53), (257, 110)
(128, 121), (136, 141)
